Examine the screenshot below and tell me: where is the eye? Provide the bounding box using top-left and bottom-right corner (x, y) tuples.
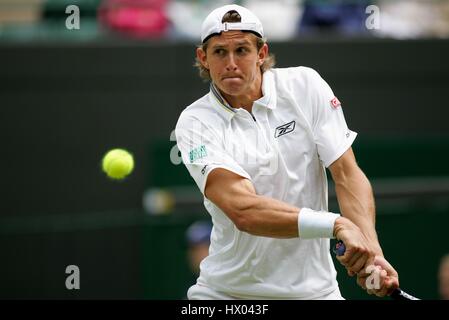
(214, 48), (225, 55)
(236, 47), (248, 54)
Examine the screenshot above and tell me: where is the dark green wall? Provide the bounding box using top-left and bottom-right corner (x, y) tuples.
(1, 39), (448, 299)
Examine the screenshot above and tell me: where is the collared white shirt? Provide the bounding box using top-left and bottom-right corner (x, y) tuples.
(175, 67), (357, 299)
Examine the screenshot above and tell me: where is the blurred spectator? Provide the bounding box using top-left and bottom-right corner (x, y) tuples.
(298, 0), (370, 36)
(374, 0), (449, 39)
(167, 0), (302, 41)
(185, 220), (212, 277)
(243, 0), (303, 41)
(167, 0), (234, 40)
(0, 0), (43, 26)
(439, 254), (449, 300)
(98, 0), (170, 39)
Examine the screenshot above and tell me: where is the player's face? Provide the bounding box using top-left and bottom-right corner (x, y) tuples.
(197, 31), (267, 97)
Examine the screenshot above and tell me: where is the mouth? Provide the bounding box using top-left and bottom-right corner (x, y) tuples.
(222, 75), (242, 81)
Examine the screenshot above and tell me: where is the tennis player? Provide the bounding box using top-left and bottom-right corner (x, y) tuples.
(175, 4), (399, 299)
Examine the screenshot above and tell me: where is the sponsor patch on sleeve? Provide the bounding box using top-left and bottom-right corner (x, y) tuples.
(330, 97), (341, 108)
(189, 145), (207, 163)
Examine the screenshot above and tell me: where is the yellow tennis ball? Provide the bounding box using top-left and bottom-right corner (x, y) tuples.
(102, 149), (134, 180)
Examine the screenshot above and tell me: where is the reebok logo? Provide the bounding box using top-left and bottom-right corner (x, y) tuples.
(275, 121), (296, 138)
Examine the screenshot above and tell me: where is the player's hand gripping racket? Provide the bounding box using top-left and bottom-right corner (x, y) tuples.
(334, 241), (420, 300)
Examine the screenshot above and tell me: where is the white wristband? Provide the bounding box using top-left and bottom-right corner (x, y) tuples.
(298, 208), (340, 239)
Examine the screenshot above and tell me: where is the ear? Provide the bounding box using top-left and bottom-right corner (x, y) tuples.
(196, 47), (209, 69)
(257, 43), (268, 66)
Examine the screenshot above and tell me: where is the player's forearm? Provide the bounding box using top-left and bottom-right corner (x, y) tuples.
(334, 167), (383, 256)
(233, 193), (300, 238)
(233, 194), (343, 240)
(207, 169), (337, 239)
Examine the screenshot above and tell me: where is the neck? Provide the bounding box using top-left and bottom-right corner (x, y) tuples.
(219, 72), (263, 113)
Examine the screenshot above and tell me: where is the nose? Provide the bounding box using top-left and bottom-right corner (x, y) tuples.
(225, 53), (237, 71)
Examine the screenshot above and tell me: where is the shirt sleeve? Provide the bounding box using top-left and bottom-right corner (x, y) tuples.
(175, 114), (251, 195)
(307, 68), (357, 168)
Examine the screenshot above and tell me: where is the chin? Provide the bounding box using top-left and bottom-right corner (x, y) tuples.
(219, 82), (245, 96)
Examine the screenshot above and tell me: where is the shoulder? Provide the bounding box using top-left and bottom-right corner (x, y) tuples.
(175, 93), (225, 133)
(269, 66), (325, 93)
(271, 66), (322, 81)
(176, 94), (210, 126)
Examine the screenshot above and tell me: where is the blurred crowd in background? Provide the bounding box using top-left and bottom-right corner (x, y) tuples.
(1, 0), (449, 41)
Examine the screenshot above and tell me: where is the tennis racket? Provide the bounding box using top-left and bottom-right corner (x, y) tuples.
(334, 240), (420, 300)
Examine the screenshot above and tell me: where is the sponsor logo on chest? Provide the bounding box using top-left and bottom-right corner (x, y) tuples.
(275, 120), (296, 138)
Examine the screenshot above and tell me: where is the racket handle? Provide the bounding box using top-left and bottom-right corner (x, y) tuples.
(334, 240), (346, 256)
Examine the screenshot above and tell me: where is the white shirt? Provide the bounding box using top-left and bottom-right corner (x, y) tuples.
(175, 66), (357, 299)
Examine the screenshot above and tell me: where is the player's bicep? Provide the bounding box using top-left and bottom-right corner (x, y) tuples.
(328, 147), (358, 178)
(205, 168), (257, 221)
(328, 147), (372, 188)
